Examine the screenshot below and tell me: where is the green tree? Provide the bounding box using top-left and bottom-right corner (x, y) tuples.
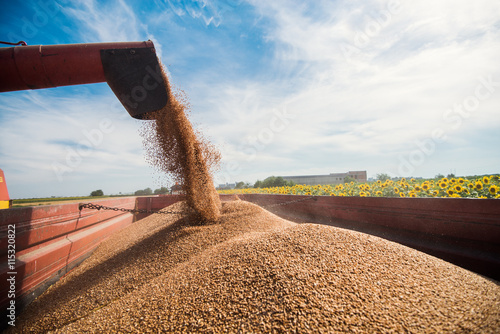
(256, 176), (294, 188)
(344, 176), (355, 183)
(376, 173), (391, 182)
(134, 188), (153, 196)
(435, 173), (445, 179)
(262, 176), (277, 188)
(254, 180), (263, 188)
(154, 187), (169, 194)
(274, 177), (287, 187)
(90, 189), (103, 196)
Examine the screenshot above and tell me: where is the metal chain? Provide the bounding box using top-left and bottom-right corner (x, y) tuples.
(79, 196), (318, 215)
(0, 40), (27, 46)
(78, 203), (185, 215)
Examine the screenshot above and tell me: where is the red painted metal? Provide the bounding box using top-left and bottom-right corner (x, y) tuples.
(0, 196), (140, 315)
(0, 198), (136, 253)
(0, 213), (134, 311)
(0, 169), (9, 201)
(134, 195), (185, 220)
(0, 41), (154, 92)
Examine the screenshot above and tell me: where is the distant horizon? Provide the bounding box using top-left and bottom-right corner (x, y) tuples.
(220, 171), (499, 186)
(7, 171), (499, 200)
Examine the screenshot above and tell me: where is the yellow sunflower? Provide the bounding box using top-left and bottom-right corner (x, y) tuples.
(489, 185), (499, 195)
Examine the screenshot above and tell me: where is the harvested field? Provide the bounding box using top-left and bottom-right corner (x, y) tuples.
(10, 200), (500, 333)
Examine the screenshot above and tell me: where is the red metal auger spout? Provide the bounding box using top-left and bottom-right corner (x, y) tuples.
(0, 40), (168, 119)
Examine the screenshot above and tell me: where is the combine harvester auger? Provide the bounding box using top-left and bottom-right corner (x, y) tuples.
(0, 40), (168, 119)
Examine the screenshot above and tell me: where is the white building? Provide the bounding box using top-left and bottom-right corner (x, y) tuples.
(281, 171), (367, 185)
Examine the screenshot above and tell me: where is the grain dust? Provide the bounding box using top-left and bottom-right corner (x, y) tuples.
(10, 200), (500, 333)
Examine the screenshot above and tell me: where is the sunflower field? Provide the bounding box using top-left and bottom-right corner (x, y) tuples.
(219, 175), (500, 199)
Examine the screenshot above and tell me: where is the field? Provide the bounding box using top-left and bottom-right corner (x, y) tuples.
(219, 175), (500, 199)
(12, 196), (114, 207)
(11, 175), (499, 208)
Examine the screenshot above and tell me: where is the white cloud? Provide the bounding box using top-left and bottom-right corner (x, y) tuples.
(156, 0), (237, 27)
(207, 0), (500, 180)
(63, 0), (142, 42)
(0, 88), (156, 197)
(2, 0), (499, 197)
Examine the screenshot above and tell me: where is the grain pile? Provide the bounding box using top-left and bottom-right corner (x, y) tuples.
(140, 66), (221, 222)
(11, 200), (500, 333)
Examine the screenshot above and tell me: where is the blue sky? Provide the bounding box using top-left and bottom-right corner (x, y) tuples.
(1, 0), (499, 198)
